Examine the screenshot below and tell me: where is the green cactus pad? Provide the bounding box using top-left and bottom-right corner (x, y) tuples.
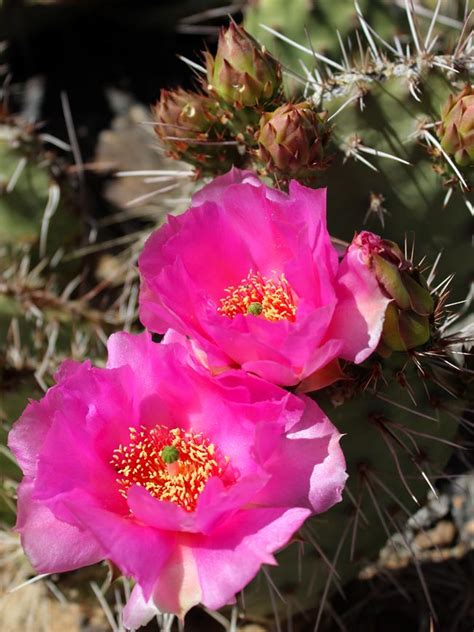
(244, 354), (462, 617)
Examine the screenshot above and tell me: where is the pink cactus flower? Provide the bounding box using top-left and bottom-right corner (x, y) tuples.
(8, 332), (347, 627)
(139, 169), (390, 387)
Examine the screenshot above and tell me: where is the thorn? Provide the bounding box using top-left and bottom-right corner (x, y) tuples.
(345, 141), (379, 172)
(303, 526), (343, 584)
(454, 10), (474, 58)
(442, 187), (453, 209)
(364, 475), (396, 543)
(336, 28), (350, 68)
(327, 94), (360, 122)
(116, 169), (194, 178)
(404, 0), (424, 54)
(423, 130), (468, 191)
(263, 567), (283, 632)
(39, 183), (61, 258)
(177, 54), (207, 74)
(375, 420), (420, 506)
(427, 250), (443, 286)
(424, 0), (442, 50)
(8, 573), (50, 594)
(313, 520), (352, 632)
(90, 581), (120, 632)
(384, 512), (437, 622)
(39, 133), (72, 152)
(357, 143), (412, 166)
(179, 3), (242, 25)
(431, 273), (455, 296)
(6, 156), (27, 193)
(259, 24), (345, 72)
(354, 0), (382, 63)
(60, 91), (84, 182)
(408, 80), (422, 103)
(125, 183), (181, 208)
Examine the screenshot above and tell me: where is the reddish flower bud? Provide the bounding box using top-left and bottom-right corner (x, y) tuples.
(152, 88), (240, 173)
(437, 85), (474, 167)
(257, 102), (330, 179)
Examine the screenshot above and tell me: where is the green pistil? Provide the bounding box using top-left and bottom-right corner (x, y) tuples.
(161, 445), (180, 464)
(247, 301), (263, 315)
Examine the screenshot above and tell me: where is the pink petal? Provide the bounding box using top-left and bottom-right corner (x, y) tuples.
(8, 399), (56, 479)
(254, 396), (347, 512)
(67, 498), (176, 599)
(192, 167), (274, 205)
(123, 584), (160, 630)
(126, 485), (197, 532)
(7, 360), (86, 478)
(151, 537), (202, 618)
(195, 507), (310, 611)
(33, 400), (126, 518)
(328, 245), (390, 363)
(127, 475), (269, 536)
(194, 476), (270, 534)
(286, 182), (337, 275)
(16, 481), (104, 573)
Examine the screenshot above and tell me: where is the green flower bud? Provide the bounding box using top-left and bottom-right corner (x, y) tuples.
(437, 85), (474, 167)
(205, 22), (282, 107)
(352, 232), (434, 353)
(257, 102), (330, 179)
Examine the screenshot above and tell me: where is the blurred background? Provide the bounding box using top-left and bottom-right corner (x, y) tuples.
(0, 1), (473, 631)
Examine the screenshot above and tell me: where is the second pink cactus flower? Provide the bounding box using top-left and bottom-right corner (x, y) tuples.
(139, 169), (390, 387)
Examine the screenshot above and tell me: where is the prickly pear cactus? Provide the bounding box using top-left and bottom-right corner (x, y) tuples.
(243, 0), (396, 82)
(0, 118), (80, 253)
(138, 7), (473, 626)
(0, 114), (84, 445)
(243, 1), (468, 90)
(1, 4), (472, 630)
(321, 72), (473, 303)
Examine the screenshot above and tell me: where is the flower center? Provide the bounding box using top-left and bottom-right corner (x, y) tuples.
(111, 425), (234, 512)
(218, 270), (297, 322)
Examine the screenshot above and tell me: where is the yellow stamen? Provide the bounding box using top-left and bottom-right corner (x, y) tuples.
(218, 270), (297, 322)
(111, 425), (234, 512)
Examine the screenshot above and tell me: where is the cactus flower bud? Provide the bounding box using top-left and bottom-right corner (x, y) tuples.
(152, 88), (240, 173)
(437, 85), (474, 167)
(351, 231), (434, 353)
(153, 89), (213, 145)
(257, 102), (330, 179)
(205, 22), (282, 107)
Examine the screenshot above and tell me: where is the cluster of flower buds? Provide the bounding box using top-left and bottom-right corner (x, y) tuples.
(257, 102), (331, 180)
(437, 85), (474, 167)
(350, 232), (434, 353)
(152, 23), (331, 184)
